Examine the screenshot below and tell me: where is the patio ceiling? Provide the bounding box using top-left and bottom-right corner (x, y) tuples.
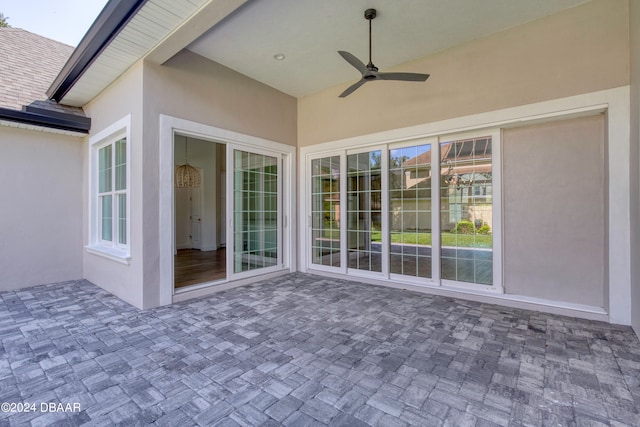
(53, 0), (592, 106)
(187, 0), (591, 98)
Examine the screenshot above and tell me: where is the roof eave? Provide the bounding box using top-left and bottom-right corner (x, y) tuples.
(46, 0), (148, 103)
(0, 107), (91, 134)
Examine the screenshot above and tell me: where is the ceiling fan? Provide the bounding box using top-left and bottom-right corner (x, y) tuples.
(338, 8), (430, 98)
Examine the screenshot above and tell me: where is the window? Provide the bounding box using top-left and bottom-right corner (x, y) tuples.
(88, 116), (130, 262)
(98, 138), (127, 245)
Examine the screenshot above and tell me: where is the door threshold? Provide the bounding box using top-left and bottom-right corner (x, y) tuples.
(172, 269), (290, 304)
(174, 278), (227, 295)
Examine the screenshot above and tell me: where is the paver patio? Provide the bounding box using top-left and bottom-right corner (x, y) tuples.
(1, 273), (639, 426)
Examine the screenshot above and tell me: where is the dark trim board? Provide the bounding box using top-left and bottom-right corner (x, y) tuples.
(0, 107), (90, 133)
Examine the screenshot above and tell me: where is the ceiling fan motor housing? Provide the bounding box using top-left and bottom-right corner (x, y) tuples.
(364, 8), (377, 20)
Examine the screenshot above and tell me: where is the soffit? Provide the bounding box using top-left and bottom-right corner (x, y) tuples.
(60, 0), (244, 107)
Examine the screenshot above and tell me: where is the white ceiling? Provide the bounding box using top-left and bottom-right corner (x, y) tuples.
(188, 0), (590, 98)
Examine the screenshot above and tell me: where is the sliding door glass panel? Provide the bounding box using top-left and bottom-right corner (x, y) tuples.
(389, 144), (432, 278)
(347, 151), (382, 272)
(233, 150), (278, 273)
(440, 137), (493, 285)
(311, 156), (341, 267)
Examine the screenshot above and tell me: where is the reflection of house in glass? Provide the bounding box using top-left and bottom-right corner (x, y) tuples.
(397, 137), (493, 233)
(311, 138), (493, 284)
(440, 137), (492, 232)
(390, 144), (432, 237)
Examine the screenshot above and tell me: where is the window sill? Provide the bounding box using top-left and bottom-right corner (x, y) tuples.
(85, 245), (131, 265)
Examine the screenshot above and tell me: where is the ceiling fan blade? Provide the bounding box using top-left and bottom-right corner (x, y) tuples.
(377, 72), (430, 82)
(338, 51), (368, 75)
(339, 79), (367, 98)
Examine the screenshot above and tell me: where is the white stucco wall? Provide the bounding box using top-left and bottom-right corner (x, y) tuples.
(81, 62), (144, 308)
(503, 115), (606, 308)
(630, 0), (640, 336)
(0, 126), (83, 290)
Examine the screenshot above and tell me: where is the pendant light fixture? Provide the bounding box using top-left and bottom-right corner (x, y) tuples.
(175, 137), (201, 187)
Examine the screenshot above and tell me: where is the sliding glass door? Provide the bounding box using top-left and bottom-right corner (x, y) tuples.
(389, 143), (432, 279)
(307, 132), (498, 290)
(230, 149), (281, 277)
(346, 150), (383, 274)
(311, 156), (342, 267)
(440, 137), (493, 285)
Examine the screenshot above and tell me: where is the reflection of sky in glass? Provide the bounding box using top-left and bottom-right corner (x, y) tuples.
(370, 151), (381, 169)
(390, 144), (431, 167)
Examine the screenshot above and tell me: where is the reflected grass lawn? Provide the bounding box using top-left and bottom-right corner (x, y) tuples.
(322, 230), (492, 248)
(370, 231), (492, 248)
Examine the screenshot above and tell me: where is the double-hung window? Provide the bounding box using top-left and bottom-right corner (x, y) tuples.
(98, 139), (127, 246)
(89, 116), (130, 262)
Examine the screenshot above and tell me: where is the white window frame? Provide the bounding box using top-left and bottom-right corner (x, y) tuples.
(437, 129), (502, 294)
(87, 115), (131, 264)
(226, 146), (284, 281)
(344, 144), (388, 280)
(307, 151), (346, 274)
(387, 137), (439, 287)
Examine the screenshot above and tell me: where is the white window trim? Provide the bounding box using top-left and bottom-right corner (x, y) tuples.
(299, 86), (631, 324)
(87, 115), (131, 264)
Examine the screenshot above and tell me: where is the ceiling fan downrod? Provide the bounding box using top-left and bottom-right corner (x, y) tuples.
(365, 8), (377, 72)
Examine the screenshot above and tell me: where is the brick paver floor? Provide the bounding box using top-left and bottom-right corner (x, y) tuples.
(1, 273), (639, 426)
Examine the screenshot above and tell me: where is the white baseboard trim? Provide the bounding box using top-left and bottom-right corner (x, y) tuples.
(306, 269), (609, 323)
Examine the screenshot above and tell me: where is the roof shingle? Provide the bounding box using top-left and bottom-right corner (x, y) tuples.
(0, 27), (84, 116)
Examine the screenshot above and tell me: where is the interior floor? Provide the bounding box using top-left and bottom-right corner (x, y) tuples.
(174, 248), (226, 289)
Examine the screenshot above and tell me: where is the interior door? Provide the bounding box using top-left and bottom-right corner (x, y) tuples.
(189, 169), (203, 249)
(227, 147), (282, 279)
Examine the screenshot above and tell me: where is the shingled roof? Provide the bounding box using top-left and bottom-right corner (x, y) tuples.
(0, 27), (89, 133)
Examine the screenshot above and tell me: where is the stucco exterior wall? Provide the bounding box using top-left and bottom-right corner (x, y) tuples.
(141, 50), (297, 308)
(0, 126), (83, 290)
(82, 62), (144, 308)
(298, 0), (629, 147)
(630, 0), (640, 336)
(503, 115), (605, 308)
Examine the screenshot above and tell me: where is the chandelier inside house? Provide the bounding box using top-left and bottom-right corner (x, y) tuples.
(175, 137), (201, 188)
